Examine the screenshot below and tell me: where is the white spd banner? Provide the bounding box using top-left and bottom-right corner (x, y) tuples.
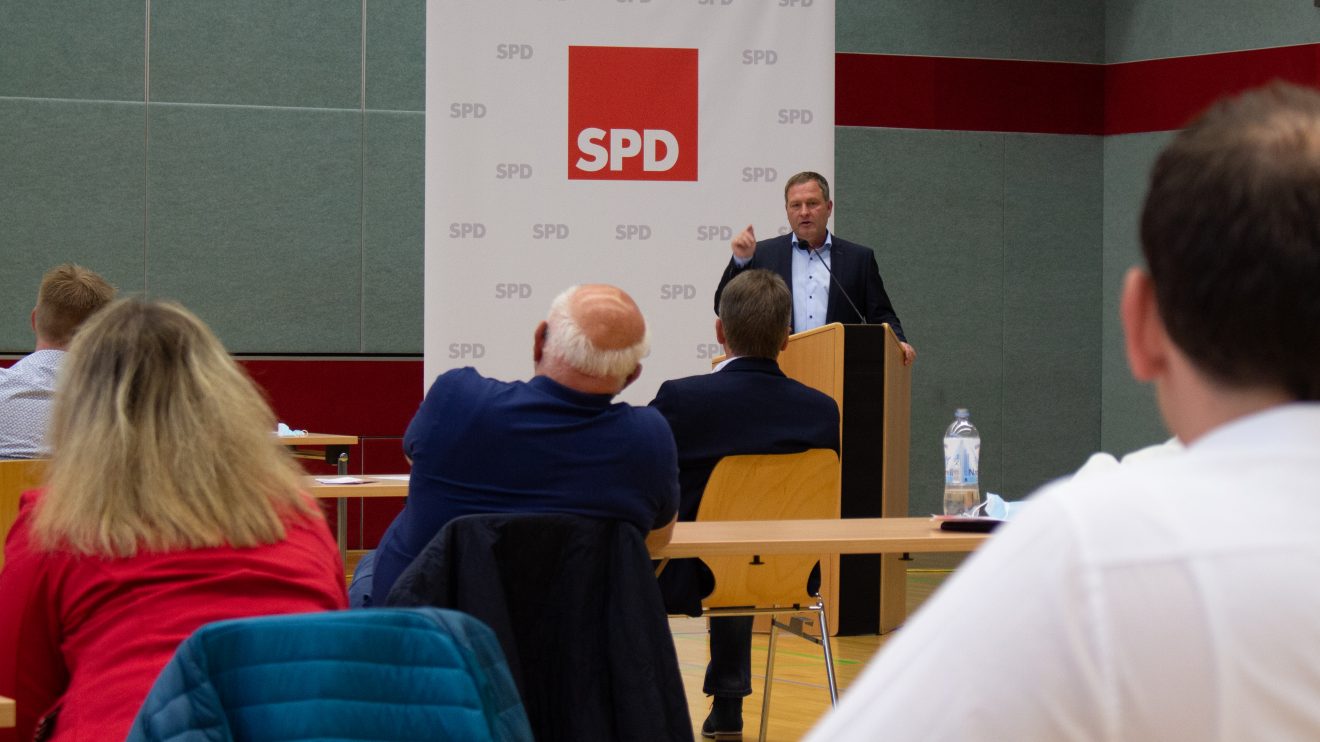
(424, 0), (834, 403)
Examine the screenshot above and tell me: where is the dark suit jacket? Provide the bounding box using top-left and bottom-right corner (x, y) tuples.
(649, 357), (840, 615)
(388, 513), (693, 742)
(714, 232), (907, 341)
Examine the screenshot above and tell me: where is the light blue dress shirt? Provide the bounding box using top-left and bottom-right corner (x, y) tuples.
(790, 232), (832, 332)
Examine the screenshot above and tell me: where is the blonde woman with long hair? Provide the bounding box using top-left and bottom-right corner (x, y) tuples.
(0, 299), (347, 742)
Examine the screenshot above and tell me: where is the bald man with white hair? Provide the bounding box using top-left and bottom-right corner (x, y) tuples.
(355, 284), (680, 606)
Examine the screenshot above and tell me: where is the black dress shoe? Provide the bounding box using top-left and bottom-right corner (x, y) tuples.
(701, 696), (743, 740)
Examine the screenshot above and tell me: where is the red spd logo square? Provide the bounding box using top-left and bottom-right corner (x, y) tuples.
(568, 46), (698, 181)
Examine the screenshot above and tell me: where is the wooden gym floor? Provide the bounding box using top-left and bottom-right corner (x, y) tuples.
(672, 554), (964, 741)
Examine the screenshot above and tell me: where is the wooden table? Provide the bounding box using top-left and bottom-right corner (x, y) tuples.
(1, 694), (14, 729)
(301, 480), (990, 631)
(283, 434), (360, 557)
(655, 517), (988, 558)
(281, 433), (357, 471)
(656, 517), (990, 632)
(306, 476), (409, 501)
(306, 475), (408, 559)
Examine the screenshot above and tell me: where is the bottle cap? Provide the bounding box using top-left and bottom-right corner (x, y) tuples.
(955, 408), (969, 418)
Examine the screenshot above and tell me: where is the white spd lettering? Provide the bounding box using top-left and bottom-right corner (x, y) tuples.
(575, 128), (679, 172)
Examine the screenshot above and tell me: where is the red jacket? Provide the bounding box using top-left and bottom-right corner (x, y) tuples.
(0, 490), (347, 742)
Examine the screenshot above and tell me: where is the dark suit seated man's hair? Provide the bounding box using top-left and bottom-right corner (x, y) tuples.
(718, 269), (791, 359)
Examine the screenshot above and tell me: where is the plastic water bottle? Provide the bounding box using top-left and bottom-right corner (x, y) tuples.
(943, 408), (981, 516)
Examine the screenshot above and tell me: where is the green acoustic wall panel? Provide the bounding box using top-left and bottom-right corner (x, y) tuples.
(1001, 134), (1103, 496)
(363, 112), (423, 353)
(0, 1), (144, 101)
(1106, 0), (1320, 63)
(1101, 131), (1172, 455)
(0, 99), (147, 352)
(837, 127), (1007, 517)
(366, 0), (425, 112)
(838, 0), (1104, 63)
(149, 0), (361, 108)
(146, 104), (362, 353)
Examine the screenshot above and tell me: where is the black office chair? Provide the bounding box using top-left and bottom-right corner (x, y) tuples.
(387, 513), (694, 742)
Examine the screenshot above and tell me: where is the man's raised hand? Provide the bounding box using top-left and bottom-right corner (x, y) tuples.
(731, 224), (757, 261)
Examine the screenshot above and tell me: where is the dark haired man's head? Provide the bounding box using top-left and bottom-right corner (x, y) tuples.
(717, 269), (791, 359)
(782, 172), (834, 248)
(33, 264), (116, 349)
(1139, 82), (1320, 401)
(783, 171), (830, 203)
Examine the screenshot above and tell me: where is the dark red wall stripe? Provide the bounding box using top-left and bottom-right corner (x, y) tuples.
(1105, 44), (1320, 134)
(3, 356), (421, 547)
(237, 358), (422, 549)
(0, 357), (421, 448)
(837, 53), (1104, 134)
(838, 44), (1320, 136)
(238, 359), (422, 438)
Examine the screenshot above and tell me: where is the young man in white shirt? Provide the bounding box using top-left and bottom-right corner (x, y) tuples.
(808, 82), (1320, 742)
(0, 264), (115, 459)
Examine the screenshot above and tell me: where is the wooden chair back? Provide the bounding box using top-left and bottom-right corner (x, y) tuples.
(696, 449), (840, 608)
(0, 459), (47, 570)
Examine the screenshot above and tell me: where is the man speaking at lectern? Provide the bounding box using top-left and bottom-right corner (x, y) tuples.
(716, 170), (916, 366)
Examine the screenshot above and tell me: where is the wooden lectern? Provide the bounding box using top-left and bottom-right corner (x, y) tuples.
(777, 322), (912, 635)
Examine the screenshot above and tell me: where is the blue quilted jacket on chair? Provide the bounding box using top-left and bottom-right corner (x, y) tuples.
(125, 607), (533, 742)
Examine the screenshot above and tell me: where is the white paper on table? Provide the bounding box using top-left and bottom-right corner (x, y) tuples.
(315, 476), (368, 485)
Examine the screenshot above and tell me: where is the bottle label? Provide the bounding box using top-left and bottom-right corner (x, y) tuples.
(944, 437), (980, 486)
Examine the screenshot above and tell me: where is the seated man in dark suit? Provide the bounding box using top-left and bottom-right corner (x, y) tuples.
(651, 269), (840, 740)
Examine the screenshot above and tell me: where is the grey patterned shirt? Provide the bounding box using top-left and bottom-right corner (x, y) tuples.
(0, 349), (63, 459)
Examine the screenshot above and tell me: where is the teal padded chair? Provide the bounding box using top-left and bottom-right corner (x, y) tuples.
(126, 608), (532, 742)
